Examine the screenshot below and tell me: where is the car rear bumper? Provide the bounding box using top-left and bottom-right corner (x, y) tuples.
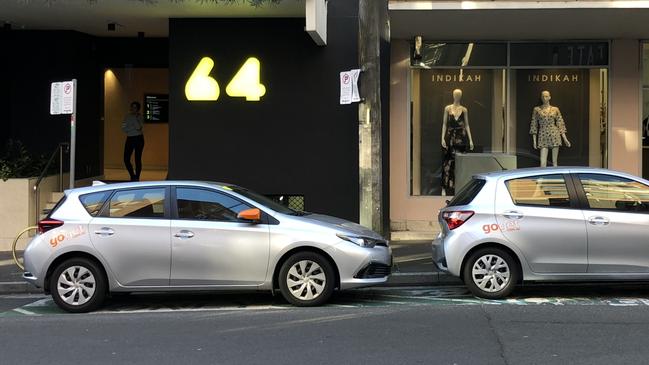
(22, 272), (41, 288)
(432, 235), (449, 272)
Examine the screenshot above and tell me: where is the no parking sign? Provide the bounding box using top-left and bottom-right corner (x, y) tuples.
(50, 79), (78, 188)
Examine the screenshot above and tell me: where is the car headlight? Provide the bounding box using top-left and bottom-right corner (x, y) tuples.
(336, 233), (384, 248)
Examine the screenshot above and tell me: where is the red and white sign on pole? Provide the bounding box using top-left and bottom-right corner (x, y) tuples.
(339, 69), (361, 105)
(50, 80), (76, 115)
(50, 79), (78, 188)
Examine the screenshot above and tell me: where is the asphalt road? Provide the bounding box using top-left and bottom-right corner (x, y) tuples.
(4, 285), (649, 365)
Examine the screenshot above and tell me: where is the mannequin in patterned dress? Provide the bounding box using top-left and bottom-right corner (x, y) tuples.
(530, 91), (571, 167)
(441, 89), (474, 196)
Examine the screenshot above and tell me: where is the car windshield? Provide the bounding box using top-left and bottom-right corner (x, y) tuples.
(224, 185), (305, 215)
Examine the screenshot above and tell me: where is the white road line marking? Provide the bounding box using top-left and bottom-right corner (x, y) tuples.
(13, 308), (39, 316)
(95, 305), (289, 315)
(24, 298), (54, 307)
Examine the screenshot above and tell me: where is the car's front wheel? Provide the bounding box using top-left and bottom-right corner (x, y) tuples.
(463, 247), (519, 299)
(278, 252), (335, 306)
(49, 258), (106, 313)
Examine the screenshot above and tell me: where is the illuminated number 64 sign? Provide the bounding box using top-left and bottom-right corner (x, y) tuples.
(185, 57), (266, 102)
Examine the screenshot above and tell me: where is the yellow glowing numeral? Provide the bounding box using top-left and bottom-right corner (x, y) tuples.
(226, 57), (266, 101)
(185, 57), (220, 101)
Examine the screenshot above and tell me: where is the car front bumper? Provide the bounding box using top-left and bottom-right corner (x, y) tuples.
(335, 244), (392, 290)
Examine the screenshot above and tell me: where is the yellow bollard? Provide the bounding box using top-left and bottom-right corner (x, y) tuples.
(12, 226), (37, 270)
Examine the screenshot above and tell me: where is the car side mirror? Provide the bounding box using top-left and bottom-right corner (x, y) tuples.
(237, 208), (262, 223)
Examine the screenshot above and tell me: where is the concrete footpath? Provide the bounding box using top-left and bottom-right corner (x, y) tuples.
(0, 240), (460, 294)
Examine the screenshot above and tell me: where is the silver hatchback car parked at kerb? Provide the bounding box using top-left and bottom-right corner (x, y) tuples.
(433, 167), (649, 299)
(23, 181), (391, 312)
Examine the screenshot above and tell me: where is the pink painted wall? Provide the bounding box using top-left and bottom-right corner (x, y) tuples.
(390, 40), (448, 223)
(609, 39), (641, 176)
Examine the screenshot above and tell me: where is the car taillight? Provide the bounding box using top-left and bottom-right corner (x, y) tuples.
(442, 211), (474, 230)
(38, 219), (64, 234)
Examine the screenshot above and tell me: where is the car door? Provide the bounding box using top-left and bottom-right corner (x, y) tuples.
(170, 187), (271, 286)
(495, 173), (588, 273)
(88, 187), (171, 286)
(574, 173), (649, 273)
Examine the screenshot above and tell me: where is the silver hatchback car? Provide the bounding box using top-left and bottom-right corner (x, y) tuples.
(434, 167), (649, 299)
(23, 181), (391, 312)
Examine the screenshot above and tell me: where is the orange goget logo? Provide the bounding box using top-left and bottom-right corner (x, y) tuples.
(49, 226), (85, 248)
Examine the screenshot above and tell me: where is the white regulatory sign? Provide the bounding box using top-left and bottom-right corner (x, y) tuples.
(339, 69), (361, 105)
(50, 80), (76, 115)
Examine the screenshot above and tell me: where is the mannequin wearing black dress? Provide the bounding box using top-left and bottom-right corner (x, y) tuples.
(441, 89), (474, 195)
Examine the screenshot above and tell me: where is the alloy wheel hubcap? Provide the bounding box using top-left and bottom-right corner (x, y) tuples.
(57, 265), (96, 306)
(472, 255), (510, 293)
(286, 260), (326, 301)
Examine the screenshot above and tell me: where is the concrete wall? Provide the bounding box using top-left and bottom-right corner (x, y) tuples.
(0, 175), (62, 251)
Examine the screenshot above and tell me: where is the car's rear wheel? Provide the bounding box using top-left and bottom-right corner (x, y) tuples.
(463, 247), (518, 299)
(278, 252), (335, 306)
(49, 258), (106, 313)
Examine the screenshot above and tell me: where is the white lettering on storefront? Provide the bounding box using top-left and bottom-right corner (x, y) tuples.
(432, 74), (482, 82)
(527, 74), (579, 82)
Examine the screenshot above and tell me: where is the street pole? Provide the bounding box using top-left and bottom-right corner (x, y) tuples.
(358, 0), (389, 235)
(70, 79), (77, 189)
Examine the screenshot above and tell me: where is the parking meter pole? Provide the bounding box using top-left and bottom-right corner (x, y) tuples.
(69, 79), (77, 189)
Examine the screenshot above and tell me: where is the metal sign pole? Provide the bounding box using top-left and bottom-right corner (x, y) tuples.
(69, 79), (77, 189)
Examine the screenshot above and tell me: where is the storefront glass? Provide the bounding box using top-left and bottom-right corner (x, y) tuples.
(410, 41), (609, 196)
(642, 43), (649, 179)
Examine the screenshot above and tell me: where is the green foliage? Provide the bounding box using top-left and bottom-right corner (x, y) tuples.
(0, 140), (49, 181)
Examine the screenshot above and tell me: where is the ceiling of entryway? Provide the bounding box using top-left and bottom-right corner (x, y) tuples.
(0, 0), (305, 37)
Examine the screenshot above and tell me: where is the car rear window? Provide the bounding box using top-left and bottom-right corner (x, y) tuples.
(79, 191), (112, 217)
(46, 195), (67, 218)
(447, 178), (486, 206)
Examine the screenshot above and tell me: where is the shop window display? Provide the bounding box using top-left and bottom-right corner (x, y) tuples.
(511, 68), (608, 169)
(642, 43), (649, 179)
(410, 42), (608, 197)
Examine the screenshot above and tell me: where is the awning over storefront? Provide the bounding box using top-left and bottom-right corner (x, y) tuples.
(389, 1), (649, 39)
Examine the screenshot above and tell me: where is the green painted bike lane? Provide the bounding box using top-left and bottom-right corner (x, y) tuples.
(4, 286), (649, 317)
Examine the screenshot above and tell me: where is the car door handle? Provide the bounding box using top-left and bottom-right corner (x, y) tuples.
(94, 227), (114, 236)
(502, 211), (524, 220)
(588, 216), (610, 226)
(174, 230), (195, 239)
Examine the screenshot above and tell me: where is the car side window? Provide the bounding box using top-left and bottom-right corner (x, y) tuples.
(108, 188), (166, 218)
(79, 191), (111, 217)
(176, 188), (252, 222)
(577, 174), (649, 212)
(506, 174), (571, 208)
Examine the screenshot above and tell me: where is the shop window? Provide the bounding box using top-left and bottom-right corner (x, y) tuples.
(642, 43), (649, 179)
(409, 41), (609, 197)
(509, 67), (608, 169)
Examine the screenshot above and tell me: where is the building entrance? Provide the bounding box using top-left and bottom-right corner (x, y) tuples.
(103, 68), (169, 181)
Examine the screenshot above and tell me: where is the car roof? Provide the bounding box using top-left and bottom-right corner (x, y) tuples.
(65, 180), (236, 195)
(474, 167), (642, 181)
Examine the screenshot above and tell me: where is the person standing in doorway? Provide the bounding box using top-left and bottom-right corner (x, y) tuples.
(121, 101), (145, 181)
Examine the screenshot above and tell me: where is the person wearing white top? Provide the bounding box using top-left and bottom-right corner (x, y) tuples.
(121, 101), (145, 181)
